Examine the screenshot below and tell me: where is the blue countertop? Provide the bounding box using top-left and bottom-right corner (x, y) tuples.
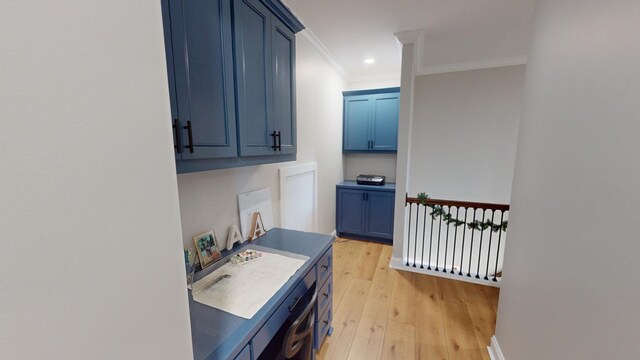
(337, 180), (396, 192)
(189, 228), (334, 360)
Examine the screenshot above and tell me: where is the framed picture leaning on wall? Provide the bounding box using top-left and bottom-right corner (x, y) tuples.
(193, 230), (222, 269)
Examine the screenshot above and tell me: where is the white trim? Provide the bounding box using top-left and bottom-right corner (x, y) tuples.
(487, 336), (506, 360)
(347, 71), (401, 86)
(390, 41), (418, 264)
(298, 25), (526, 86)
(390, 257), (501, 288)
(394, 29), (425, 45)
(278, 162), (318, 232)
(330, 229), (337, 237)
(417, 55), (528, 76)
(297, 29), (348, 79)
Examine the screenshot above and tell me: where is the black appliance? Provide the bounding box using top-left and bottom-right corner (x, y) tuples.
(356, 174), (386, 186)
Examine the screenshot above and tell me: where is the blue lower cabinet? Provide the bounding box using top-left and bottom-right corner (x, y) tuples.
(336, 182), (396, 243)
(315, 305), (332, 349)
(234, 344), (251, 360)
(314, 247), (333, 351)
(336, 189), (366, 236)
(317, 275), (332, 320)
(364, 191), (395, 239)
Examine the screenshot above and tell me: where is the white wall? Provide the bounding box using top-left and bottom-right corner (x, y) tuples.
(177, 39), (346, 251)
(345, 76), (400, 91)
(0, 1), (192, 359)
(408, 66), (525, 203)
(343, 153), (397, 182)
(495, 0), (640, 358)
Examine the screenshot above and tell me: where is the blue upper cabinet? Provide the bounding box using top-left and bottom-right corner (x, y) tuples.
(271, 17), (297, 155)
(161, 0), (303, 172)
(234, 0), (273, 157)
(371, 93), (399, 151)
(342, 88), (400, 152)
(343, 95), (371, 151)
(164, 0), (237, 160)
(235, 0), (297, 157)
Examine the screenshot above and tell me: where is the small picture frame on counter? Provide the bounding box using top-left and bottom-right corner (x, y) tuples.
(193, 230), (222, 269)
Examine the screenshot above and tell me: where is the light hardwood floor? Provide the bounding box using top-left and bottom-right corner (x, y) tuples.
(317, 238), (499, 360)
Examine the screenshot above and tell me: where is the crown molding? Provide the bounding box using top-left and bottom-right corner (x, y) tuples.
(263, 0), (305, 33)
(347, 71), (401, 86)
(417, 55), (527, 76)
(394, 29), (425, 45)
(297, 29), (348, 79)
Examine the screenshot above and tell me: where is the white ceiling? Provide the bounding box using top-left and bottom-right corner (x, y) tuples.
(284, 0), (535, 82)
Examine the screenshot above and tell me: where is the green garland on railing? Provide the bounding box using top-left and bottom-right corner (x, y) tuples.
(416, 192), (508, 231)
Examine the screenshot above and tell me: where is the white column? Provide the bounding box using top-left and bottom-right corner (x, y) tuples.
(390, 30), (423, 267)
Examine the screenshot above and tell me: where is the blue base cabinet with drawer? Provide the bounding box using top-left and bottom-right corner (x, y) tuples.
(343, 87), (400, 152)
(161, 0), (303, 173)
(336, 181), (396, 243)
(314, 247), (333, 350)
(189, 229), (333, 360)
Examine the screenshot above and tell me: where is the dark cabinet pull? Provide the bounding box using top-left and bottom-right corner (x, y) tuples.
(322, 292), (329, 298)
(184, 120), (194, 153)
(323, 319), (329, 325)
(277, 131), (282, 151)
(288, 295), (302, 312)
(366, 193), (369, 201)
(173, 119), (182, 154)
(362, 192), (365, 201)
(271, 131), (278, 151)
(321, 264), (328, 270)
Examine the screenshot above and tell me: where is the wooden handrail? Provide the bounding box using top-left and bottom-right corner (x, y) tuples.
(406, 194), (510, 211)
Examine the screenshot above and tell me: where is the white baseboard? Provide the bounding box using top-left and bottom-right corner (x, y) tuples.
(330, 229), (337, 237)
(389, 257), (501, 288)
(487, 336), (505, 360)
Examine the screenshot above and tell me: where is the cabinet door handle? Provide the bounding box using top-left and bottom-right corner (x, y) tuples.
(271, 131), (278, 150)
(173, 119), (182, 154)
(277, 131), (282, 151)
(365, 193), (369, 201)
(184, 120), (194, 154)
(362, 193), (365, 201)
(288, 295), (302, 312)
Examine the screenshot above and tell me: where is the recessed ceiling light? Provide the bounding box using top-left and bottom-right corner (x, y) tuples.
(364, 58), (375, 64)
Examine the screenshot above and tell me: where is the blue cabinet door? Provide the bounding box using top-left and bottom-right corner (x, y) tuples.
(371, 93), (399, 151)
(337, 189), (366, 236)
(167, 0), (237, 159)
(271, 17), (297, 155)
(343, 95), (371, 151)
(234, 0), (274, 157)
(365, 191), (395, 239)
(161, 0), (181, 160)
